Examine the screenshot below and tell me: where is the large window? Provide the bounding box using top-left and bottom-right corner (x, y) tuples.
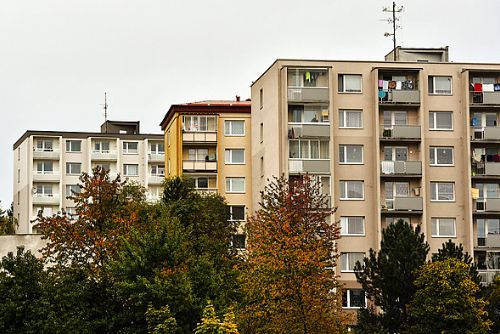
(428, 76), (452, 95)
(123, 164), (139, 176)
(429, 111), (453, 130)
(65, 184), (80, 197)
(429, 147), (453, 166)
(94, 141), (110, 153)
(339, 145), (363, 164)
(36, 140), (53, 151)
(194, 177), (209, 189)
(36, 161), (53, 174)
(338, 74), (362, 93)
(35, 184), (53, 196)
(383, 110), (407, 126)
(66, 140), (81, 152)
(183, 115), (216, 132)
(225, 149), (245, 164)
(150, 165), (165, 176)
(224, 120), (245, 136)
(188, 148), (211, 161)
(340, 216), (365, 236)
(477, 219), (500, 246)
(339, 110), (362, 128)
(342, 289), (366, 308)
(228, 205), (245, 221)
(431, 218), (456, 237)
(340, 252), (364, 272)
(123, 141), (138, 154)
(339, 181), (364, 200)
(226, 177), (245, 193)
(430, 182), (455, 201)
(150, 143), (164, 154)
(289, 105), (329, 123)
(289, 139), (329, 159)
(231, 234), (246, 249)
(66, 162), (81, 175)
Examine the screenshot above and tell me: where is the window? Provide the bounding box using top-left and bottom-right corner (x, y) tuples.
(260, 156), (264, 177)
(259, 88), (263, 109)
(36, 140), (53, 151)
(183, 115), (216, 132)
(385, 217), (410, 225)
(429, 76), (452, 95)
(383, 111), (407, 126)
(231, 234), (246, 249)
(123, 164), (139, 176)
(430, 182), (455, 201)
(17, 169), (20, 183)
(338, 74), (362, 93)
(343, 289), (366, 308)
(225, 149), (245, 164)
(65, 184), (80, 197)
(339, 145), (363, 164)
(94, 141), (110, 153)
(65, 207), (77, 217)
(150, 143), (165, 154)
(188, 148), (214, 161)
(340, 217), (365, 236)
(66, 162), (81, 175)
(194, 177), (209, 189)
(289, 105), (329, 123)
(431, 218), (456, 237)
(228, 205), (245, 221)
(123, 141), (138, 154)
(150, 165), (165, 176)
(384, 182), (409, 209)
(226, 177), (245, 193)
(429, 147), (453, 166)
(95, 163), (110, 172)
(289, 139), (329, 159)
(17, 147), (20, 161)
(339, 110), (362, 128)
(36, 161), (53, 174)
(383, 146), (408, 161)
(429, 111), (453, 130)
(66, 140), (81, 152)
(340, 252), (364, 272)
(35, 184), (52, 196)
(340, 181), (364, 200)
(477, 219), (500, 246)
(260, 123), (263, 143)
(224, 120), (245, 136)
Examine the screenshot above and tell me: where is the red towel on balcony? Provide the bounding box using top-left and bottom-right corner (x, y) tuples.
(474, 83), (483, 92)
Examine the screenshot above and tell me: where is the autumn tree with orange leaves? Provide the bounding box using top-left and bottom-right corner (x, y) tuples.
(237, 175), (348, 334)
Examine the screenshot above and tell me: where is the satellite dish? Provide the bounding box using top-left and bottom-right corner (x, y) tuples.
(32, 187), (37, 195)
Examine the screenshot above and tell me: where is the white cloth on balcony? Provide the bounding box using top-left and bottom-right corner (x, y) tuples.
(381, 161), (395, 174)
(483, 84), (494, 92)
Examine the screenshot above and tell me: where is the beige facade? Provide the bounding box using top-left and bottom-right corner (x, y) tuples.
(251, 56), (500, 306)
(13, 121), (165, 234)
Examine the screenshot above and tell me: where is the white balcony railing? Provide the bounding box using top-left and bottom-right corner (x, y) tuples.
(91, 150), (118, 161)
(33, 171), (60, 182)
(148, 153), (165, 162)
(32, 194), (60, 205)
(33, 148), (60, 159)
(148, 175), (165, 184)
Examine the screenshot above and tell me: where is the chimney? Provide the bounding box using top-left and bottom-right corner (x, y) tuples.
(236, 95), (240, 102)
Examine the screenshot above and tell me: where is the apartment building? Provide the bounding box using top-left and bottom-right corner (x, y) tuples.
(160, 99), (251, 248)
(250, 48), (500, 309)
(13, 120), (165, 234)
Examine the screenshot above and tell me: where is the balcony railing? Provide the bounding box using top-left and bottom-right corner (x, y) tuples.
(195, 188), (218, 195)
(478, 270), (500, 285)
(182, 160), (217, 171)
(470, 92), (500, 105)
(380, 161), (422, 176)
(33, 148), (60, 159)
(32, 194), (60, 205)
(182, 132), (217, 143)
(383, 197), (423, 212)
(91, 150), (118, 161)
(148, 175), (165, 185)
(33, 171), (60, 182)
(148, 153), (165, 162)
(288, 87), (329, 103)
(288, 123), (330, 138)
(380, 125), (421, 140)
(476, 198), (500, 212)
(471, 127), (500, 141)
(476, 234), (500, 248)
(472, 160), (500, 176)
(379, 90), (420, 104)
(288, 159), (330, 174)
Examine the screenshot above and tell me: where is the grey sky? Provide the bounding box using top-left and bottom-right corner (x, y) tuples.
(1, 0), (499, 208)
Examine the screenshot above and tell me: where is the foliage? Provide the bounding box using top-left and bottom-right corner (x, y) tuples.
(406, 258), (492, 333)
(0, 202), (17, 235)
(238, 175), (348, 334)
(432, 239), (481, 285)
(484, 276), (500, 333)
(193, 301), (239, 334)
(354, 219), (429, 333)
(145, 303), (177, 334)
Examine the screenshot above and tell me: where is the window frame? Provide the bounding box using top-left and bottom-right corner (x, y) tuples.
(429, 146), (454, 166)
(150, 164), (165, 176)
(339, 109), (363, 129)
(429, 111), (453, 131)
(339, 180), (364, 200)
(339, 145), (364, 164)
(225, 177), (245, 193)
(123, 164), (139, 176)
(66, 140), (81, 153)
(65, 184), (81, 198)
(122, 141), (139, 154)
(431, 217), (456, 237)
(224, 120), (245, 136)
(428, 75), (452, 95)
(342, 289), (367, 309)
(228, 205), (245, 221)
(225, 149), (245, 164)
(289, 139), (330, 160)
(340, 252), (364, 272)
(430, 182), (455, 202)
(340, 216), (365, 236)
(66, 162), (81, 175)
(338, 74), (363, 93)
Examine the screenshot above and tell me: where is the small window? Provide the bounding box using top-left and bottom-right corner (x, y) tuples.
(36, 140), (53, 152)
(35, 184), (53, 196)
(36, 161), (53, 174)
(183, 115), (216, 132)
(385, 217), (410, 225)
(228, 205), (245, 221)
(123, 141), (138, 154)
(66, 162), (81, 175)
(65, 184), (81, 197)
(340, 217), (365, 236)
(338, 74), (362, 93)
(150, 165), (165, 176)
(339, 110), (363, 128)
(259, 123), (263, 143)
(429, 111), (453, 130)
(231, 234), (246, 249)
(226, 177), (245, 193)
(429, 147), (454, 166)
(342, 289), (366, 308)
(339, 145), (363, 164)
(95, 163), (110, 172)
(17, 169), (20, 183)
(431, 218), (456, 237)
(17, 147), (20, 161)
(430, 182), (455, 201)
(123, 164), (139, 176)
(224, 120), (245, 136)
(150, 143), (165, 154)
(260, 156), (264, 178)
(225, 149), (245, 164)
(94, 141), (110, 153)
(340, 252), (364, 272)
(66, 140), (81, 152)
(429, 76), (452, 95)
(339, 181), (364, 200)
(259, 88), (263, 109)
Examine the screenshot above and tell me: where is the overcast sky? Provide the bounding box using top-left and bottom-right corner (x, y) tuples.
(1, 0), (499, 208)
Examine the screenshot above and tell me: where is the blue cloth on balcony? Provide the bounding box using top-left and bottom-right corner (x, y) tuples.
(495, 83), (500, 91)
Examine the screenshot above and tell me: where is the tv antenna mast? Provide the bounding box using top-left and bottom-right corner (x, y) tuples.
(383, 1), (404, 61)
(102, 92), (109, 133)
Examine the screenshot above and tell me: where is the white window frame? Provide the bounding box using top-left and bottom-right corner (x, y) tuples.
(123, 164), (139, 176)
(342, 289), (367, 309)
(35, 184), (53, 197)
(429, 111), (453, 130)
(429, 147), (454, 166)
(94, 140), (110, 153)
(431, 218), (456, 237)
(66, 162), (81, 175)
(224, 120), (245, 136)
(183, 115), (217, 132)
(339, 145), (363, 164)
(150, 142), (165, 154)
(66, 140), (81, 153)
(429, 76), (452, 95)
(194, 177), (209, 189)
(340, 216), (365, 236)
(338, 74), (362, 93)
(65, 184), (80, 197)
(36, 140), (53, 152)
(36, 161), (53, 174)
(430, 182), (455, 202)
(340, 252), (364, 272)
(225, 149), (245, 164)
(339, 181), (364, 200)
(228, 205), (245, 221)
(150, 164), (165, 176)
(339, 110), (363, 129)
(122, 141), (139, 154)
(289, 139), (330, 160)
(226, 177), (245, 193)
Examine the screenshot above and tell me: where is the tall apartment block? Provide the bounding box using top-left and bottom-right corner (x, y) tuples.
(250, 48), (500, 309)
(160, 99), (251, 248)
(13, 120), (165, 234)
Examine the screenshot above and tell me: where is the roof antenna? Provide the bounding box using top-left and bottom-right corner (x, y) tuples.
(383, 2), (404, 61)
(103, 92), (108, 133)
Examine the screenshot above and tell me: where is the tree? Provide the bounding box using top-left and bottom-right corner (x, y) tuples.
(238, 175), (347, 334)
(193, 301), (239, 334)
(432, 239), (481, 285)
(0, 202), (17, 235)
(145, 304), (177, 334)
(354, 219), (429, 333)
(406, 258), (491, 333)
(484, 276), (500, 333)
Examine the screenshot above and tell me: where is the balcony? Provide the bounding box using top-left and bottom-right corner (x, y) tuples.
(471, 127), (500, 141)
(33, 171), (60, 182)
(182, 132), (217, 143)
(380, 125), (421, 141)
(383, 197), (423, 212)
(380, 161), (422, 176)
(470, 92), (500, 105)
(33, 149), (60, 160)
(148, 175), (165, 185)
(476, 198), (500, 212)
(32, 194), (59, 205)
(379, 90), (420, 104)
(288, 123), (330, 138)
(478, 270), (500, 285)
(473, 161), (500, 177)
(288, 87), (329, 103)
(195, 188), (218, 195)
(91, 150), (117, 161)
(148, 153), (165, 162)
(288, 159), (330, 174)
(182, 160), (217, 172)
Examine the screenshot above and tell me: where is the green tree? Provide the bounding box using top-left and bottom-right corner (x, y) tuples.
(238, 175), (348, 334)
(145, 303), (177, 334)
(407, 258), (491, 333)
(432, 239), (481, 285)
(484, 276), (500, 333)
(0, 202), (17, 235)
(193, 301), (239, 334)
(354, 219), (430, 333)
